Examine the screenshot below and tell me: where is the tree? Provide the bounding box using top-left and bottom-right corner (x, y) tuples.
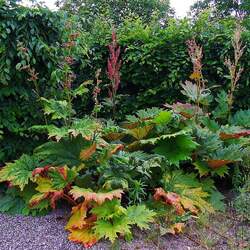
(56, 0), (174, 26)
(191, 0), (250, 18)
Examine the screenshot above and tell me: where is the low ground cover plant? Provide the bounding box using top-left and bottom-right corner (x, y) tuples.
(0, 18), (249, 249)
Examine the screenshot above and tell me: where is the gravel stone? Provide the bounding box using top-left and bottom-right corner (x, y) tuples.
(0, 209), (197, 250)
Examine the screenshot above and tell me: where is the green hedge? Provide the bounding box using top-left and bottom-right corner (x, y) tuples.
(0, 2), (65, 163)
(79, 15), (250, 118)
(0, 4), (250, 163)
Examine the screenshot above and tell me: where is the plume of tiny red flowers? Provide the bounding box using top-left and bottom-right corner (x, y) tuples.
(107, 31), (121, 115)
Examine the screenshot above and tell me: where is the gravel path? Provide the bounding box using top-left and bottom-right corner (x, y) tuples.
(0, 209), (198, 250)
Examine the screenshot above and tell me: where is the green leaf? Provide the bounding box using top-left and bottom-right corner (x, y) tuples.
(212, 90), (229, 120)
(92, 200), (126, 220)
(153, 134), (198, 166)
(126, 107), (163, 123)
(126, 205), (156, 229)
(94, 217), (131, 243)
(230, 109), (250, 128)
(0, 154), (41, 191)
(34, 136), (90, 167)
(41, 97), (74, 120)
(69, 118), (101, 139)
(211, 166), (229, 177)
(140, 129), (190, 146)
(47, 125), (69, 141)
(181, 81), (212, 105)
(153, 111), (172, 125)
(201, 117), (220, 132)
(193, 161), (210, 177)
(49, 166), (78, 190)
(208, 144), (244, 161)
(73, 80), (92, 97)
(209, 190), (225, 211)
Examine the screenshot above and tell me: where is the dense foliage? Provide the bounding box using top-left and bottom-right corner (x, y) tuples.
(191, 0), (250, 18)
(0, 1), (249, 248)
(56, 0), (173, 27)
(1, 3), (250, 165)
(0, 1), (65, 163)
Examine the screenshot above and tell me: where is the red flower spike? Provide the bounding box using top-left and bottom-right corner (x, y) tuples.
(107, 31), (121, 100)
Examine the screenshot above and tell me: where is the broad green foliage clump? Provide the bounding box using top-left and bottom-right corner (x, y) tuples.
(0, 2), (250, 248)
(1, 2), (250, 166)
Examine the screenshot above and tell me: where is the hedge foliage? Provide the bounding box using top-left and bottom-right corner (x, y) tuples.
(0, 2), (64, 163)
(0, 2), (250, 164)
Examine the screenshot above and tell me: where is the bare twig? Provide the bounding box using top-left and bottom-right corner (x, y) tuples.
(184, 233), (209, 250)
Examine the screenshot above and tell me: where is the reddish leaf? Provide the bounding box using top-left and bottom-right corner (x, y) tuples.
(32, 165), (51, 177)
(220, 131), (250, 140)
(207, 160), (232, 169)
(57, 166), (68, 180)
(49, 190), (64, 209)
(154, 188), (184, 215)
(80, 144), (97, 160)
(110, 144), (124, 154)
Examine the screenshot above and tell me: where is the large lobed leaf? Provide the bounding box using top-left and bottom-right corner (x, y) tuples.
(34, 136), (89, 167)
(70, 187), (124, 205)
(0, 154), (41, 191)
(153, 134), (198, 166)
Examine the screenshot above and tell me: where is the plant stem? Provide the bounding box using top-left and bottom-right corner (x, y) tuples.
(62, 193), (77, 206)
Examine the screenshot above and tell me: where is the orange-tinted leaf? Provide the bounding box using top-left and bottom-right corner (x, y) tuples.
(207, 160), (232, 169)
(154, 188), (180, 204)
(180, 112), (193, 119)
(110, 144), (124, 154)
(190, 72), (201, 80)
(121, 121), (140, 129)
(180, 197), (199, 214)
(153, 188), (184, 215)
(68, 227), (98, 248)
(70, 187), (123, 205)
(80, 144), (97, 160)
(65, 203), (88, 230)
(169, 223), (185, 235)
(220, 131), (250, 140)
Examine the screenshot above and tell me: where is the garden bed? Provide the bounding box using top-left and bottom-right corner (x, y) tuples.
(0, 206), (249, 250)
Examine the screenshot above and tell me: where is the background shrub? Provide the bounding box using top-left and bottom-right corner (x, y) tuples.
(0, 2), (250, 164)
